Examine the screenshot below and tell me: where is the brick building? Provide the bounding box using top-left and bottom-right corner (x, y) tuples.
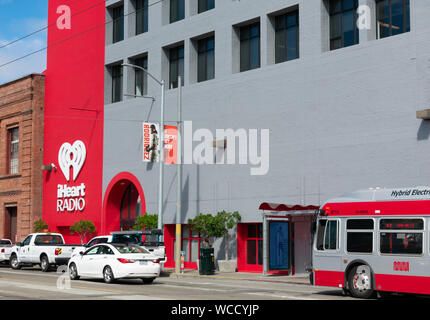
(0, 74), (45, 242)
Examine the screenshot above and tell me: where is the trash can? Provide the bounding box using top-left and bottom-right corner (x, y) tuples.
(199, 247), (215, 275)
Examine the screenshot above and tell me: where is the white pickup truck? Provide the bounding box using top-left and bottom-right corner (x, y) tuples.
(9, 233), (85, 272)
(0, 239), (13, 264)
(72, 230), (166, 264)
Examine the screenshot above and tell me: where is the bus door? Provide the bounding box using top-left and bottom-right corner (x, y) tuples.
(313, 218), (343, 286)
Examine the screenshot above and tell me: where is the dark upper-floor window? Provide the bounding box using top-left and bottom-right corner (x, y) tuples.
(169, 46), (184, 89)
(197, 36), (215, 82)
(376, 0), (410, 39)
(8, 127), (19, 174)
(135, 56), (148, 96)
(170, 0), (185, 23)
(198, 0), (214, 13)
(111, 65), (123, 103)
(112, 5), (124, 43)
(329, 0), (359, 50)
(275, 10), (299, 63)
(240, 22), (260, 72)
(136, 0), (149, 35)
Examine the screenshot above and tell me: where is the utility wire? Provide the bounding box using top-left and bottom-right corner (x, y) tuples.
(0, 0), (109, 49)
(0, 0), (163, 69)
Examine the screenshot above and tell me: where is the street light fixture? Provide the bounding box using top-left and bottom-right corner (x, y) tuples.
(122, 63), (165, 235)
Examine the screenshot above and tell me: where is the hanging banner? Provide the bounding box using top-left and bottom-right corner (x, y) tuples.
(143, 122), (177, 164)
(164, 125), (178, 165)
(143, 122), (160, 163)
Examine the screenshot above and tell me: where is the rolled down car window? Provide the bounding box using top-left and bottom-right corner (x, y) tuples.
(113, 245), (150, 254)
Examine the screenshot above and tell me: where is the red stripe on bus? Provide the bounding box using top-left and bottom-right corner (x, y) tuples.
(375, 274), (430, 295)
(314, 270), (344, 288)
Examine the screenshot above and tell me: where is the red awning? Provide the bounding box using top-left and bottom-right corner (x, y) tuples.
(259, 202), (319, 212)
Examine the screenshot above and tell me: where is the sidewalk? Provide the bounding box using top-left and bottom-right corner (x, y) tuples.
(161, 268), (311, 285)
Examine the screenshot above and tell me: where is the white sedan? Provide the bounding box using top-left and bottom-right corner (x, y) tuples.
(68, 243), (161, 284)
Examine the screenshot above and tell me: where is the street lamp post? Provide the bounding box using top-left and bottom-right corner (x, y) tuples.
(122, 63), (165, 235)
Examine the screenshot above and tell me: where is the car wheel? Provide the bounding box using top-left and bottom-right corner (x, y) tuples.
(40, 255), (50, 272)
(103, 266), (114, 284)
(348, 265), (375, 299)
(10, 254), (21, 270)
(69, 263), (80, 280)
(141, 277), (155, 284)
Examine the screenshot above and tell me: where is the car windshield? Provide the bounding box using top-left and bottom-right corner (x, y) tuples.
(113, 245), (150, 254)
(0, 240), (11, 245)
(34, 235), (64, 245)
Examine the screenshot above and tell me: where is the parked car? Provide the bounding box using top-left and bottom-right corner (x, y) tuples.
(72, 230), (166, 264)
(9, 233), (84, 272)
(0, 239), (13, 264)
(68, 243), (161, 283)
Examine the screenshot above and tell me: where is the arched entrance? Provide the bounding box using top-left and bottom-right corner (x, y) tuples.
(102, 172), (146, 234)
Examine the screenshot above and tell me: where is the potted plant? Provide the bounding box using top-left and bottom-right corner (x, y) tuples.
(70, 219), (96, 245)
(33, 219), (49, 233)
(188, 210), (241, 274)
(132, 214), (158, 230)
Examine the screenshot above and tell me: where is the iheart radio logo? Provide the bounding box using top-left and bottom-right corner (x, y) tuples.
(58, 140), (86, 182)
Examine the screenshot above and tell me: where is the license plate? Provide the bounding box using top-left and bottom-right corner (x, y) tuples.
(140, 261), (147, 265)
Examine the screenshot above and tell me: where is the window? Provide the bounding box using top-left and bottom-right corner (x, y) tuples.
(170, 0), (185, 23)
(85, 246), (100, 255)
(114, 244), (150, 254)
(169, 45), (184, 89)
(112, 5), (124, 43)
(99, 246), (115, 255)
(376, 0), (410, 39)
(380, 218), (423, 255)
(246, 224), (263, 265)
(346, 219), (374, 253)
(240, 22), (260, 72)
(181, 225), (201, 262)
(134, 56), (148, 96)
(111, 65), (123, 103)
(329, 0), (359, 50)
(8, 127), (19, 174)
(198, 0), (214, 13)
(87, 237), (108, 247)
(136, 0), (149, 35)
(197, 36), (215, 82)
(324, 220), (338, 250)
(34, 235), (64, 245)
(316, 219), (338, 250)
(22, 235), (32, 246)
(275, 10), (299, 63)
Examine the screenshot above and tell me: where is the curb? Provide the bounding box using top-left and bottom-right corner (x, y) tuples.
(165, 272), (311, 285)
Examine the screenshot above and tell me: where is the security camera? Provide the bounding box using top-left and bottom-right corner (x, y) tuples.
(50, 163), (57, 171)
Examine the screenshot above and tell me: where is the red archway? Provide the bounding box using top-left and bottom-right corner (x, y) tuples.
(102, 172), (146, 234)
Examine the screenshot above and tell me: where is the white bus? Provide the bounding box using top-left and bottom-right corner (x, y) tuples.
(311, 187), (430, 298)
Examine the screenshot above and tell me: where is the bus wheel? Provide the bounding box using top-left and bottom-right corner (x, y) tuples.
(348, 265), (374, 299)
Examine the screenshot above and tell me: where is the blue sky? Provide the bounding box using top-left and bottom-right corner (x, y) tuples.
(0, 0), (48, 84)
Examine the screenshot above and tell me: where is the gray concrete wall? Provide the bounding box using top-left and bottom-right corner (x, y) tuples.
(102, 0), (430, 238)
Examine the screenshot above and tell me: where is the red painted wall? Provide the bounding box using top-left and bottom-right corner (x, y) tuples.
(43, 0), (105, 244)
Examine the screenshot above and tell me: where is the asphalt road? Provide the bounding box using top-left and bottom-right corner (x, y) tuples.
(0, 265), (356, 300)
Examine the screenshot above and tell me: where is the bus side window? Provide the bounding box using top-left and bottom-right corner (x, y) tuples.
(316, 220), (327, 250)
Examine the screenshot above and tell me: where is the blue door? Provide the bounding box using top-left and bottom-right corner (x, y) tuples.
(269, 221), (290, 270)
